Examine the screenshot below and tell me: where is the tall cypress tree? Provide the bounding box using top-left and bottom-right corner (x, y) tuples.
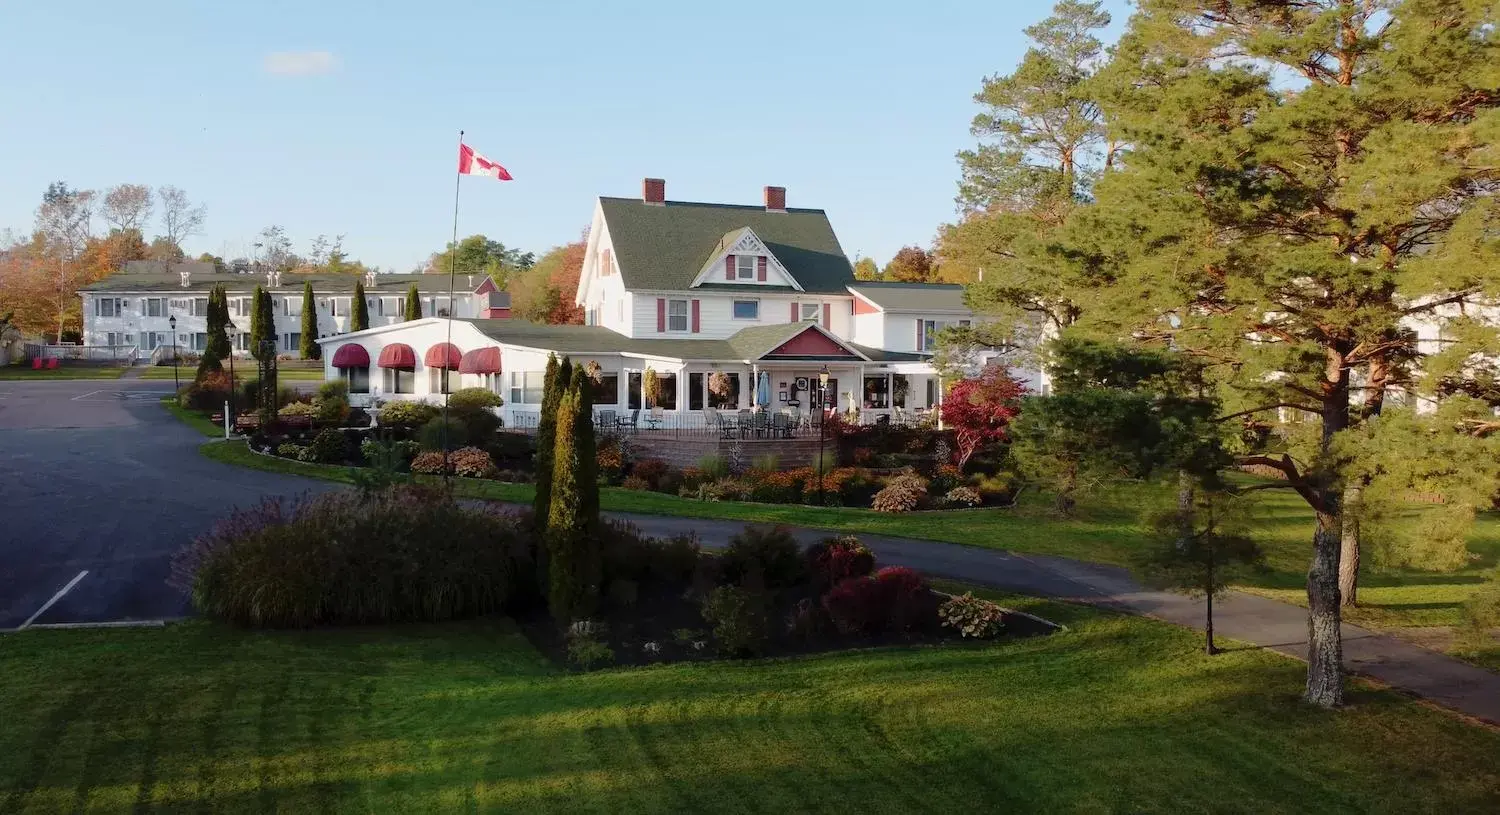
(533, 354), (568, 522)
(197, 284), (229, 379)
(546, 375), (601, 623)
(570, 365), (600, 541)
(299, 282), (319, 360)
(405, 284), (422, 320)
(249, 285), (276, 361)
(351, 280), (370, 332)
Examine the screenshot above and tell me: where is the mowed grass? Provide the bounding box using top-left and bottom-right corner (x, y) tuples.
(137, 365), (325, 381)
(197, 437), (1500, 669)
(0, 365), (126, 380)
(160, 398), (224, 437)
(2, 591), (1497, 814)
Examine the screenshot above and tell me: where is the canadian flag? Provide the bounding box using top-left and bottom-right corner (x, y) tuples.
(458, 143), (512, 180)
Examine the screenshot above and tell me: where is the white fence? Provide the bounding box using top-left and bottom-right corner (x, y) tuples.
(27, 343), (140, 364)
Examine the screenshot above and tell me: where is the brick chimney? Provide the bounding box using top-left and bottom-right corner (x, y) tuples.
(642, 177), (666, 206)
(764, 185), (787, 213)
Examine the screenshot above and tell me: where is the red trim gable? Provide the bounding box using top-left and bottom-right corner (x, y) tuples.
(764, 326), (859, 359)
(473, 277), (498, 295)
(852, 295), (880, 315)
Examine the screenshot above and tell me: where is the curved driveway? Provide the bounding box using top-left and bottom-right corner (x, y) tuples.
(0, 380), (329, 629)
(2, 379), (1497, 725)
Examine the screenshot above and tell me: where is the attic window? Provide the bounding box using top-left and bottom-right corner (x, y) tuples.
(736, 255), (756, 280)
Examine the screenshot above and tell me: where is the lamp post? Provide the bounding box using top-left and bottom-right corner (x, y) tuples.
(168, 315), (180, 391)
(817, 364), (830, 506)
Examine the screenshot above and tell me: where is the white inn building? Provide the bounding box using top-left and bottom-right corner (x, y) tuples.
(314, 180), (1036, 426)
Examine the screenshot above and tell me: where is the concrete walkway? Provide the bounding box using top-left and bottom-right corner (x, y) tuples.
(598, 510), (1500, 726)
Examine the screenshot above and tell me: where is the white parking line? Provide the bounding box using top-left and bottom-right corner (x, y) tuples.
(70, 390), (104, 401)
(18, 570), (88, 630)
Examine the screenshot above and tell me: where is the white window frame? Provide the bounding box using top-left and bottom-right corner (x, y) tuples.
(144, 297), (166, 318)
(284, 298), (301, 317)
(428, 367), (460, 394)
(666, 299), (689, 332)
(736, 254), (756, 280)
(95, 298), (121, 318)
(283, 332), (302, 352)
(192, 298), (209, 317)
(509, 371), (544, 404)
(191, 333), (208, 352)
(799, 302), (819, 321)
(342, 366), (370, 394)
(920, 319), (937, 352)
(384, 367), (415, 394)
(732, 299), (759, 320)
(229, 297), (249, 317)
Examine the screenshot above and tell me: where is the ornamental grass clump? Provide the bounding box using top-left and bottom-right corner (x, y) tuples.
(175, 486), (527, 627)
(938, 592), (1006, 639)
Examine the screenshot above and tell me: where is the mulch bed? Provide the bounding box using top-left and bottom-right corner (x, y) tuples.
(515, 581), (1056, 670)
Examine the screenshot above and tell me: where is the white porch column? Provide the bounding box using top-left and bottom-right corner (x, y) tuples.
(936, 374), (944, 429)
(751, 362), (760, 408)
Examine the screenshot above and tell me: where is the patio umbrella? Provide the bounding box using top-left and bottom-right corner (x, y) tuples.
(757, 371), (771, 407)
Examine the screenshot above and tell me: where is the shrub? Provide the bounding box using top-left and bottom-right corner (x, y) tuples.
(750, 453), (780, 472)
(631, 458), (670, 489)
(416, 415), (469, 452)
(943, 486), (983, 509)
(448, 387), (503, 411)
(648, 533), (702, 585)
(929, 464), (965, 495)
(449, 446), (496, 478)
(655, 468), (685, 496)
(566, 634), (614, 670)
(938, 592), (1006, 639)
(410, 451), (448, 475)
(600, 518), (654, 584)
(178, 370), (234, 412)
(305, 428), (349, 464)
(313, 380), (351, 424)
(360, 438), (419, 466)
(749, 469), (803, 504)
(969, 472), (1018, 505)
(606, 578), (639, 609)
(278, 401), (317, 418)
(621, 474), (650, 490)
(804, 535), (876, 589)
(597, 435), (627, 481)
(720, 525), (805, 589)
(276, 442), (309, 461)
(708, 477), (753, 502)
(696, 453), (729, 480)
(700, 585), (769, 657)
(177, 487), (527, 627)
(851, 447), (875, 466)
(486, 433), (535, 470)
(822, 566), (936, 635)
(872, 474), (929, 513)
(378, 400), (439, 428)
(785, 597), (832, 640)
(802, 467), (862, 506)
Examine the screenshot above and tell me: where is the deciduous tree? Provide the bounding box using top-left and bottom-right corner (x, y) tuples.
(512, 241), (586, 324)
(938, 364), (1025, 468)
(852, 257), (880, 281)
(881, 246), (935, 283)
(157, 185), (205, 256)
(35, 182), (95, 343)
(100, 184), (153, 233)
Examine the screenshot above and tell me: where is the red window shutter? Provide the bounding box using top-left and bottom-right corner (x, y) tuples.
(757, 256), (767, 282)
(691, 299), (701, 333)
(822, 303), (831, 329)
(725, 255), (735, 280)
(657, 298), (666, 332)
(916, 320), (923, 350)
(791, 302), (799, 322)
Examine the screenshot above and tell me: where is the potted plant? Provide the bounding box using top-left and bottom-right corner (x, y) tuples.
(643, 367), (660, 408)
(708, 370), (733, 404)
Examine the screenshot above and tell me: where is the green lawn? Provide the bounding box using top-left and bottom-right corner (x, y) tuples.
(138, 365), (325, 381)
(0, 366), (127, 380)
(2, 590), (1496, 813)
(196, 437), (1500, 671)
(160, 398), (224, 437)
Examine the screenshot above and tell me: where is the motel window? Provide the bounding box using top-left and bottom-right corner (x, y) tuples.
(94, 298), (122, 317)
(667, 299), (689, 332)
(342, 367), (370, 394)
(284, 298), (301, 317)
(385, 367), (415, 394)
(191, 333), (208, 352)
(429, 368), (461, 394)
(192, 298), (209, 317)
(233, 333), (249, 352)
(863, 376), (890, 409)
(798, 303), (819, 321)
(144, 297), (166, 317)
(230, 297), (250, 317)
(282, 333), (301, 352)
(707, 372), (740, 410)
(920, 320), (938, 351)
(510, 371), (545, 404)
(628, 371), (678, 410)
(732, 300), (759, 320)
(736, 254), (756, 280)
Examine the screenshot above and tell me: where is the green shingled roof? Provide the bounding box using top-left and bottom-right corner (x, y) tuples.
(80, 272), (461, 295)
(598, 197), (855, 294)
(466, 319), (876, 363)
(847, 281), (969, 312)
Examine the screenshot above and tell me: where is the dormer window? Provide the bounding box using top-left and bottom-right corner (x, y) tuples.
(736, 255), (756, 280)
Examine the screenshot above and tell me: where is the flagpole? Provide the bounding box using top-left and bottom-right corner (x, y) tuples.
(441, 129), (464, 484)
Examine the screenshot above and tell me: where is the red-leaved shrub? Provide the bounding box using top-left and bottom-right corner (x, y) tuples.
(804, 535), (875, 590)
(822, 566), (936, 635)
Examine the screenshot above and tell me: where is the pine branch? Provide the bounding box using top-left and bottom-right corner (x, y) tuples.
(1215, 403), (1320, 422)
(1401, 290), (1481, 316)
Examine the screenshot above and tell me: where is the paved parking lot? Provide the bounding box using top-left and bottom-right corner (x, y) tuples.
(0, 380), (329, 629)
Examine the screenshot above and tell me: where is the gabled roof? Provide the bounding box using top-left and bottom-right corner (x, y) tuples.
(847, 281), (970, 313)
(81, 271), (463, 295)
(451, 319), (874, 363)
(599, 197), (855, 294)
(723, 321), (868, 361)
(687, 226), (803, 291)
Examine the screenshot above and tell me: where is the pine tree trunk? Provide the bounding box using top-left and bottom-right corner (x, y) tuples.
(1305, 508), (1345, 707)
(1339, 484), (1362, 607)
(1176, 470), (1195, 549)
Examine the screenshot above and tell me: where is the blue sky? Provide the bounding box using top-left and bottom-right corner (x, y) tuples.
(0, 1), (1130, 271)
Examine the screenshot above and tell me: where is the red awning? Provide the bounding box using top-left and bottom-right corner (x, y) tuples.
(458, 346), (501, 374)
(424, 342), (463, 369)
(377, 343), (417, 369)
(330, 343), (369, 368)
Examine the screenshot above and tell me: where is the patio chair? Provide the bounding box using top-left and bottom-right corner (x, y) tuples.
(647, 406), (665, 428)
(616, 409), (639, 432)
(772, 411), (793, 439)
(596, 409), (617, 429)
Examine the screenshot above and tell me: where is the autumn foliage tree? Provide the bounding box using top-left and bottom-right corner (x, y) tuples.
(939, 365), (1025, 468)
(882, 246), (936, 283)
(512, 241), (586, 324)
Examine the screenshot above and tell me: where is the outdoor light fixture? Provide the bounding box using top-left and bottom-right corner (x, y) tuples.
(169, 315), (180, 390)
(817, 364), (831, 506)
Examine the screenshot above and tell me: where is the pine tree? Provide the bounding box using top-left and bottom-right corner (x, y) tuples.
(533, 354), (563, 521)
(249, 285), (276, 361)
(196, 284), (229, 380)
(570, 365), (600, 542)
(351, 281), (369, 332)
(1063, 0), (1500, 707)
(545, 375), (601, 623)
(405, 284), (421, 320)
(298, 282), (319, 360)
